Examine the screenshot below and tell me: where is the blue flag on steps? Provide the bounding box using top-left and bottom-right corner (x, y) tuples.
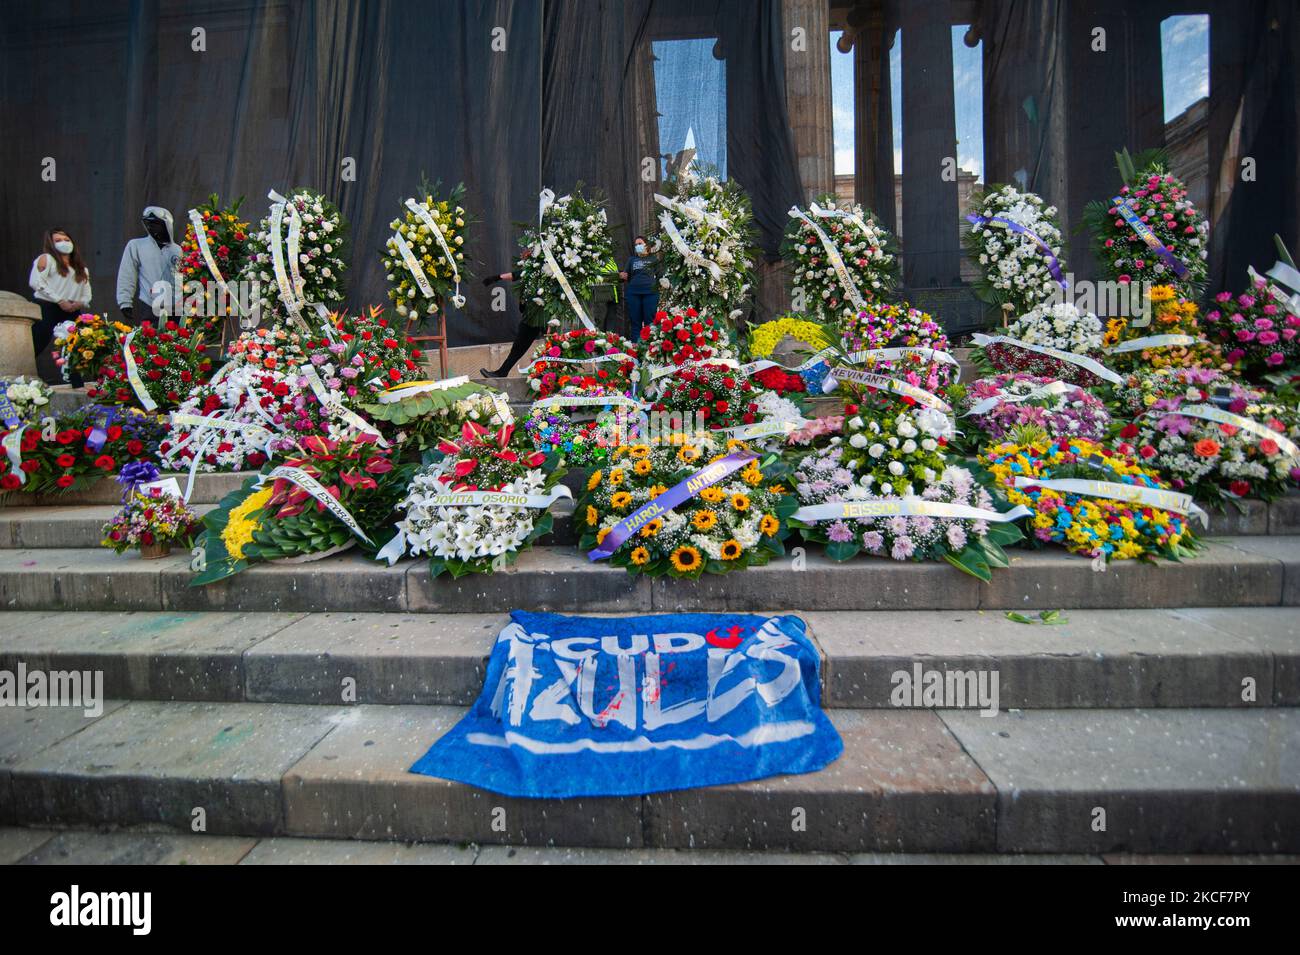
(409, 610), (844, 798)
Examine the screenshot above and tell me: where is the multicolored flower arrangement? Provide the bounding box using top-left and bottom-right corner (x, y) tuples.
(241, 188), (348, 327)
(515, 187), (616, 329)
(177, 193), (251, 338)
(382, 182), (470, 319)
(524, 384), (640, 466)
(1102, 285), (1225, 372)
(1203, 274), (1300, 378)
(981, 437), (1203, 561)
(311, 305), (425, 394)
(964, 184), (1066, 316)
(1109, 366), (1248, 418)
(101, 488), (201, 555)
(1113, 371), (1300, 504)
(782, 195), (897, 321)
(960, 373), (1111, 445)
(577, 435), (795, 578)
(192, 434), (409, 583)
(523, 325), (639, 398)
(640, 306), (734, 372)
(791, 450), (1022, 579)
(839, 303), (957, 393)
(386, 421), (564, 578)
(0, 404), (164, 495)
(654, 171), (757, 322)
(51, 313), (132, 384)
(88, 320), (214, 411)
(1084, 152), (1209, 293)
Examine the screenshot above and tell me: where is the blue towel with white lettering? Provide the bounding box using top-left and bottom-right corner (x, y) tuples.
(409, 611), (843, 798)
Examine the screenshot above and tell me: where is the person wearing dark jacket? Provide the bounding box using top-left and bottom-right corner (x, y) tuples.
(618, 235), (659, 342)
(479, 246), (542, 379)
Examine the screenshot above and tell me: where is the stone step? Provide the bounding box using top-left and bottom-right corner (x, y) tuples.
(0, 608), (1293, 709)
(0, 537), (1294, 615)
(1, 471), (250, 507)
(2, 494), (1292, 550)
(0, 500), (581, 548)
(1, 699), (1295, 852)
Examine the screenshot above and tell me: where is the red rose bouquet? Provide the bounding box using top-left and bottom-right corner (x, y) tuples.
(88, 320), (214, 411)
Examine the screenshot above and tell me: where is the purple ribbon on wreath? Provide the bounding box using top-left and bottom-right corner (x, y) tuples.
(1110, 195), (1189, 279)
(587, 450), (756, 561)
(86, 406), (122, 453)
(966, 214), (1068, 289)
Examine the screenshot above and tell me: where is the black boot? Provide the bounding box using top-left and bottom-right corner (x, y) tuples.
(482, 318), (540, 378)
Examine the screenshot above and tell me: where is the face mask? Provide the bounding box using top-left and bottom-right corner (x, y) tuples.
(635, 243), (646, 254)
(54, 240), (73, 254)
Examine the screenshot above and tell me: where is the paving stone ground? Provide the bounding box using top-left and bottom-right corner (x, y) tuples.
(5, 827), (1298, 865)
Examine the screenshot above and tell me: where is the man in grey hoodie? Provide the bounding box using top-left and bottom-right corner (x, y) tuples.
(116, 206), (183, 324)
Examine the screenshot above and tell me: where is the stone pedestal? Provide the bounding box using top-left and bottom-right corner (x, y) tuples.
(0, 291), (39, 378)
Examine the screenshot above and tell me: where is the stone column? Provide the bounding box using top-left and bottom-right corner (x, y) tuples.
(980, 4), (1068, 211)
(0, 292), (40, 378)
(851, 0), (897, 230)
(900, 0), (961, 288)
(782, 0), (835, 202)
(1062, 0), (1173, 279)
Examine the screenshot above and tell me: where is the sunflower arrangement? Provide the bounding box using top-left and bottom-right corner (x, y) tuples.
(781, 194), (898, 322)
(577, 434), (796, 578)
(980, 436), (1204, 562)
(1102, 285), (1226, 373)
(382, 181), (470, 320)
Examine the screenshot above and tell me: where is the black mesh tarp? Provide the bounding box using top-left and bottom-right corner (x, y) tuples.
(0, 0), (542, 348)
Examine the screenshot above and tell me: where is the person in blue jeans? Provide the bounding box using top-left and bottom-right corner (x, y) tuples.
(619, 236), (659, 342)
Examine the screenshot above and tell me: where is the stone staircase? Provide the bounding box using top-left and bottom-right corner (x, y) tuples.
(2, 435), (1300, 857)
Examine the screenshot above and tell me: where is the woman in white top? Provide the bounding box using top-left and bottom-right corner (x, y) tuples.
(29, 227), (93, 368)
